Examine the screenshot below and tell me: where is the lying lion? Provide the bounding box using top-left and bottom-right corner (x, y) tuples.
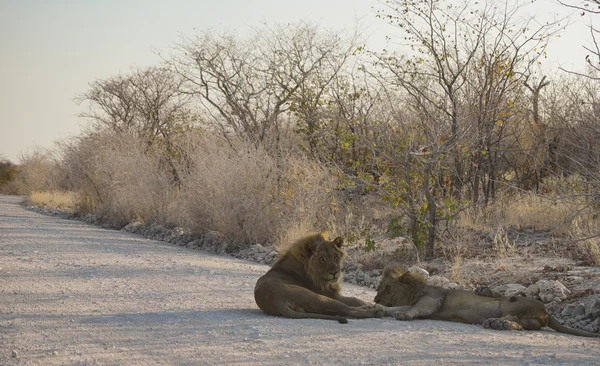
(254, 233), (383, 323)
(375, 264), (599, 338)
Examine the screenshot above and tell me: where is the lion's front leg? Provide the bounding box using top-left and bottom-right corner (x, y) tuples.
(346, 302), (385, 318)
(394, 296), (443, 321)
(380, 305), (411, 317)
(302, 294), (384, 319)
(335, 294), (369, 307)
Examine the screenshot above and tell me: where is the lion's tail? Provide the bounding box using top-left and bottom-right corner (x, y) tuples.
(549, 316), (600, 338)
(279, 307), (348, 324)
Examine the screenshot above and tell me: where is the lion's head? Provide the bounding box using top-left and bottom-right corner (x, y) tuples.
(374, 263), (426, 306)
(286, 233), (345, 294)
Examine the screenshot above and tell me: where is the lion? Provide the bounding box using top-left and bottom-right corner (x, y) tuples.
(374, 264), (600, 337)
(254, 233), (383, 323)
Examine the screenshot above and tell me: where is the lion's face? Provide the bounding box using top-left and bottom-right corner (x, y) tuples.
(374, 265), (424, 306)
(307, 236), (345, 285)
(374, 274), (400, 306)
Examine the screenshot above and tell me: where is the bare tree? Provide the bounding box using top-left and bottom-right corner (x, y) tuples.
(167, 22), (354, 149)
(77, 67), (192, 144)
(77, 67), (193, 185)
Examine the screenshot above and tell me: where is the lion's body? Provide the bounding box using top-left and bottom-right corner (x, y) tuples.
(375, 265), (599, 337)
(254, 233), (383, 323)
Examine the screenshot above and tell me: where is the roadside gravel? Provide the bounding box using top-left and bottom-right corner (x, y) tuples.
(1, 195), (599, 365)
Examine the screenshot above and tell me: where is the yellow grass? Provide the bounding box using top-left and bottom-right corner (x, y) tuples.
(501, 195), (576, 234)
(449, 255), (464, 284)
(29, 191), (78, 210)
(461, 192), (597, 236)
(576, 238), (600, 265)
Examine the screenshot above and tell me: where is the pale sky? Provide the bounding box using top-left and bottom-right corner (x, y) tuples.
(0, 0), (590, 163)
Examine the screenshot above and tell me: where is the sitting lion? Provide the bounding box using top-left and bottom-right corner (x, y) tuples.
(254, 233), (383, 323)
(375, 264), (599, 337)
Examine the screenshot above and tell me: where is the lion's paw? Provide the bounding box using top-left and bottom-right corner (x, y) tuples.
(374, 304), (385, 318)
(383, 308), (397, 317)
(394, 312), (414, 321)
(483, 318), (523, 331)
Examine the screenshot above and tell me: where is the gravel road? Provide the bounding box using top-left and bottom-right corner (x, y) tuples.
(1, 195), (599, 365)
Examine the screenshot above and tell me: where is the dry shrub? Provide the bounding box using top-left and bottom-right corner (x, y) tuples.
(58, 129), (345, 248)
(60, 132), (175, 227)
(177, 133), (339, 248)
(28, 191), (78, 210)
(5, 149), (62, 195)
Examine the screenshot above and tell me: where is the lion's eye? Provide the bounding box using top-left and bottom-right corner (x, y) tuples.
(333, 254), (338, 260)
(319, 257), (325, 262)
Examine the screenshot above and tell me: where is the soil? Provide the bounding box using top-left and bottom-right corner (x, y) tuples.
(1, 195), (599, 365)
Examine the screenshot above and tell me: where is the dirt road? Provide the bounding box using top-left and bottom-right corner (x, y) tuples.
(1, 195), (599, 365)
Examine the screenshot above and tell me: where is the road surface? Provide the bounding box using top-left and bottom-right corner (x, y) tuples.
(1, 195), (599, 365)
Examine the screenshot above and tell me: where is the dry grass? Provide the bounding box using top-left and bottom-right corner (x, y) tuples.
(29, 191), (78, 210)
(491, 226), (516, 258)
(449, 255), (464, 284)
(460, 190), (599, 237)
(574, 238), (600, 265)
(503, 195), (578, 234)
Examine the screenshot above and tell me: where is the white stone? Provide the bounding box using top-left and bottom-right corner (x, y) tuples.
(537, 280), (570, 303)
(408, 266), (430, 279)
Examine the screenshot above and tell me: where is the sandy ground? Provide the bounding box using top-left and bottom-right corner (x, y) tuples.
(1, 195), (599, 365)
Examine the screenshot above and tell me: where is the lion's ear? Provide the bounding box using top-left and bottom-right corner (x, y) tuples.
(332, 236), (344, 248)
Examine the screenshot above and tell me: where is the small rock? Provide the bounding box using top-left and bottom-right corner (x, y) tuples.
(563, 276), (584, 283)
(591, 318), (600, 330)
(586, 298), (600, 319)
(495, 284), (527, 297)
(561, 304), (577, 317)
(537, 280), (570, 303)
(428, 275), (450, 287)
(444, 282), (462, 290)
(12, 350), (18, 358)
(585, 324), (596, 333)
(572, 303), (587, 318)
(251, 243), (265, 252)
(525, 283), (540, 298)
(408, 266), (429, 279)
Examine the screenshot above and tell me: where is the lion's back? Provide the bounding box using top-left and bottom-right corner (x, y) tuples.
(437, 289), (504, 323)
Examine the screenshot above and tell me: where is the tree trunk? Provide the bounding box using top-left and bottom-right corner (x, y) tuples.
(424, 163), (437, 260)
